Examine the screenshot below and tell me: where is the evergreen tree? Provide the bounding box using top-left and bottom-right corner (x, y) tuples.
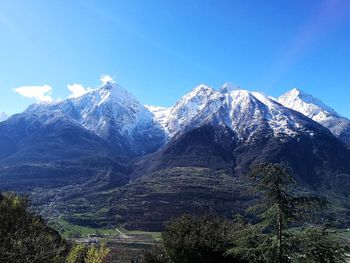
(245, 163), (341, 262)
(293, 227), (346, 263)
(225, 215), (272, 263)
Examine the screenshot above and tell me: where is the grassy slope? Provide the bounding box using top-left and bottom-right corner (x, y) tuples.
(58, 167), (254, 231)
(49, 218), (118, 238)
(49, 217), (161, 240)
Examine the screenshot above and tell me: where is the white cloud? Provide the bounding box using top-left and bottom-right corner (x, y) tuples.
(100, 74), (116, 85)
(67, 83), (93, 98)
(14, 85), (53, 102)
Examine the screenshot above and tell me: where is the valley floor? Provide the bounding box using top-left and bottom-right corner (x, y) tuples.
(56, 219), (160, 263)
(56, 218), (350, 263)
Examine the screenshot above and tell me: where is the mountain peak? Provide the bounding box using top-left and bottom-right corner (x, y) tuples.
(98, 81), (126, 95)
(220, 82), (239, 93)
(90, 82), (141, 109)
(290, 87), (302, 93)
(287, 88), (302, 97)
(100, 82), (114, 91)
(191, 84), (214, 94)
(278, 88), (338, 118)
(163, 84), (222, 136)
(280, 88), (313, 101)
(174, 84), (217, 107)
(278, 88), (350, 145)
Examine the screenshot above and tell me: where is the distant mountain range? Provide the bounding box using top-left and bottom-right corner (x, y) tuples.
(0, 80), (349, 230)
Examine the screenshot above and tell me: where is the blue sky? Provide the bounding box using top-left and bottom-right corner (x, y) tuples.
(0, 0), (350, 117)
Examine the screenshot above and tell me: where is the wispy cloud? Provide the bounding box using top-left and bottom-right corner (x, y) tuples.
(67, 83), (93, 98)
(100, 74), (115, 85)
(14, 85), (53, 102)
(14, 74), (118, 103)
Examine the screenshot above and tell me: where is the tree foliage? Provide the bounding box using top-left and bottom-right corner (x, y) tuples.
(143, 244), (171, 263)
(246, 163), (329, 262)
(67, 241), (110, 263)
(293, 227), (346, 263)
(67, 243), (87, 263)
(225, 215), (276, 263)
(85, 241), (110, 263)
(160, 214), (238, 263)
(0, 192), (68, 263)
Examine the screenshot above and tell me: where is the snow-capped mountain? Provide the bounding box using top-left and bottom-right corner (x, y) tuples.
(151, 84), (325, 142)
(135, 84), (350, 189)
(24, 81), (167, 155)
(21, 81), (344, 152)
(4, 81), (346, 158)
(145, 105), (170, 131)
(163, 84), (224, 136)
(278, 88), (350, 146)
(1, 80), (349, 178)
(0, 112), (9, 122)
(1, 80), (350, 231)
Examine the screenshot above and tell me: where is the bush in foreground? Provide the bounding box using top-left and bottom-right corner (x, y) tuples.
(67, 241), (110, 263)
(145, 214), (245, 263)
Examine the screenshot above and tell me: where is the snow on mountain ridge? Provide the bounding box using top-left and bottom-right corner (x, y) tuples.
(222, 89), (304, 140)
(22, 80), (347, 149)
(25, 81), (167, 155)
(278, 88), (350, 146)
(278, 88), (339, 121)
(26, 82), (153, 134)
(156, 86), (315, 141)
(145, 105), (170, 130)
(164, 84), (224, 136)
(76, 82), (153, 134)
